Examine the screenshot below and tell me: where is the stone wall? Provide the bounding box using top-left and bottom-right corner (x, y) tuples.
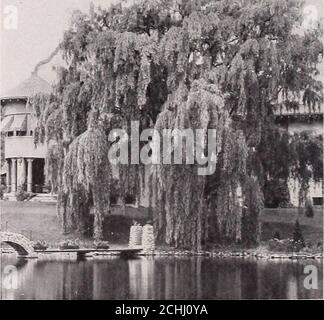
(0, 231), (36, 257)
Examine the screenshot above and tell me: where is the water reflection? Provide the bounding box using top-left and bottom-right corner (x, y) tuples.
(0, 256), (322, 300)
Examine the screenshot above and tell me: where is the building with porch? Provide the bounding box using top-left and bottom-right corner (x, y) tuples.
(1, 72), (51, 194)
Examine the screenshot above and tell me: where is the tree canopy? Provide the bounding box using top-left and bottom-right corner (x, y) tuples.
(28, 0), (323, 250)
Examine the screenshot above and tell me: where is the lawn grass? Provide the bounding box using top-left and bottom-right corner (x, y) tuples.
(0, 202), (60, 243)
(1, 201), (322, 245)
(260, 207), (323, 244)
(0, 201), (150, 245)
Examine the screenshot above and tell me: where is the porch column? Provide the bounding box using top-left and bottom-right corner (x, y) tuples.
(17, 158), (26, 189)
(11, 159), (17, 193)
(6, 160), (11, 193)
(27, 159), (34, 193)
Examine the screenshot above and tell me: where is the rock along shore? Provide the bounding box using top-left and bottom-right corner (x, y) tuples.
(152, 248), (323, 260)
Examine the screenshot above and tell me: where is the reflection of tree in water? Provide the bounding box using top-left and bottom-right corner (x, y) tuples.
(286, 261), (323, 300)
(128, 257), (322, 300)
(1, 258), (322, 299)
(128, 257), (205, 299)
(92, 258), (130, 299)
(287, 275), (298, 300)
(246, 260), (323, 299)
(129, 257), (242, 299)
(19, 260), (94, 299)
(258, 260), (297, 299)
(128, 257), (155, 299)
(14, 258), (28, 269)
(15, 259), (36, 288)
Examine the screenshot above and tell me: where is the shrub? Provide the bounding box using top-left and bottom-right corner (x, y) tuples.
(33, 240), (48, 251)
(15, 186), (30, 201)
(59, 239), (80, 250)
(94, 241), (110, 249)
(268, 238), (304, 252)
(0, 185), (6, 200)
(291, 240), (305, 252)
(268, 239), (289, 252)
(300, 242), (323, 254)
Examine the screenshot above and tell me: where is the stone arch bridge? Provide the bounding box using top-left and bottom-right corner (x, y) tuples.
(0, 232), (37, 258)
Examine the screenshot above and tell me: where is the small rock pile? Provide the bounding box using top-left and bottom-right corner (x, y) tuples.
(129, 225), (143, 247)
(142, 224), (155, 255)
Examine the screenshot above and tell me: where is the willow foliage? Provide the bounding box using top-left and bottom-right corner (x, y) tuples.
(29, 0), (322, 247)
(63, 121), (111, 239)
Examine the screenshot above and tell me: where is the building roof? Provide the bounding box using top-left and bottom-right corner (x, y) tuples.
(1, 73), (52, 101)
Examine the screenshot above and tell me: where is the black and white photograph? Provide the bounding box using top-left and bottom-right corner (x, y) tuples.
(0, 0), (323, 304)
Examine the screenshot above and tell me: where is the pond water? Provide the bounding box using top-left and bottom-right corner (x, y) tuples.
(0, 255), (323, 300)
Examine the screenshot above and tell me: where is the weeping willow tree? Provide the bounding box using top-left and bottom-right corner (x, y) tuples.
(28, 0), (322, 246)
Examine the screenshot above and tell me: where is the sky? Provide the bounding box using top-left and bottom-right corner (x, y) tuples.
(0, 0), (323, 94)
(0, 0), (118, 94)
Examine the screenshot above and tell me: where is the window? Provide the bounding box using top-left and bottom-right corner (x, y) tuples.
(16, 131), (27, 136)
(313, 197), (323, 206)
(7, 131), (14, 137)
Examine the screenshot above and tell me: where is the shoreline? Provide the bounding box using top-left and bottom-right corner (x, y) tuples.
(1, 247), (323, 260)
(153, 248), (324, 260)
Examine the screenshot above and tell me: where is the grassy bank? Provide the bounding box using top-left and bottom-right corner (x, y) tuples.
(0, 201), (150, 244)
(260, 207), (323, 244)
(1, 201), (322, 246)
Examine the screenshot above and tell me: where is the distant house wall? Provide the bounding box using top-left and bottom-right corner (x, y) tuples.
(288, 178), (323, 207)
(287, 120), (323, 135)
(2, 100), (47, 193)
(2, 100), (38, 135)
(3, 100), (46, 159)
(277, 116), (323, 207)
